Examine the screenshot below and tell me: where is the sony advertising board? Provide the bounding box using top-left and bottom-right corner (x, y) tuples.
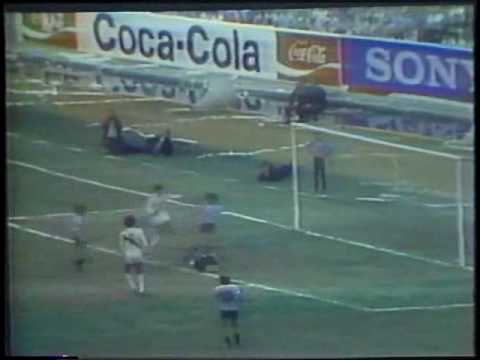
(276, 31), (341, 85)
(341, 37), (474, 102)
(76, 12), (278, 80)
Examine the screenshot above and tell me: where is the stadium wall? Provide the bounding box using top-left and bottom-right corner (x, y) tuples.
(20, 12), (473, 104)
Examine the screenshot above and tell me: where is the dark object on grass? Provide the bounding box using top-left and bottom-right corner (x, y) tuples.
(192, 254), (219, 272)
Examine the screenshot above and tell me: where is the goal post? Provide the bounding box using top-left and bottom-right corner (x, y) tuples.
(290, 122), (474, 268)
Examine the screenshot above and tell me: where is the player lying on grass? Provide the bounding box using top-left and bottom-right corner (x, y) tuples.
(101, 109), (174, 156)
(257, 161), (293, 182)
(144, 184), (174, 246)
(214, 275), (243, 348)
(68, 204), (89, 272)
(119, 215), (150, 296)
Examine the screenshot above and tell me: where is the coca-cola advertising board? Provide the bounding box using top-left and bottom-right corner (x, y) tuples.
(276, 31), (342, 85)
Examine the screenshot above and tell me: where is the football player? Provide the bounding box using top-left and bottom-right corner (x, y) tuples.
(144, 184), (173, 246)
(69, 204), (88, 272)
(214, 275), (243, 348)
(119, 215), (149, 295)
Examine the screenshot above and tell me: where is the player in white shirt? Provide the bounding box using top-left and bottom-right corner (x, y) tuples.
(68, 204), (88, 272)
(119, 215), (149, 295)
(144, 184), (173, 246)
(214, 275), (243, 348)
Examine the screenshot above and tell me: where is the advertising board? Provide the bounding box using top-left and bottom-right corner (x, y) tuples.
(341, 37), (473, 102)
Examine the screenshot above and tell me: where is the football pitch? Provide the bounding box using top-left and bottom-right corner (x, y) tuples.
(6, 81), (474, 357)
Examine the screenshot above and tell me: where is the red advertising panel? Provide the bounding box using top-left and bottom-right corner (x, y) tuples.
(276, 31), (341, 85)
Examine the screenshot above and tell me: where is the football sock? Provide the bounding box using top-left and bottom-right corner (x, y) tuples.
(224, 336), (231, 348)
(126, 274), (137, 291)
(138, 274), (145, 293)
(234, 333), (240, 345)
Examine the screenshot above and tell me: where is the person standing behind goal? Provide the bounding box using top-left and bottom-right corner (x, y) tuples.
(214, 275), (243, 348)
(306, 136), (334, 193)
(145, 184), (174, 246)
(119, 215), (149, 296)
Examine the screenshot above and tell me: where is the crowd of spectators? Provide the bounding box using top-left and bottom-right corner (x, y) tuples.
(161, 5), (473, 48)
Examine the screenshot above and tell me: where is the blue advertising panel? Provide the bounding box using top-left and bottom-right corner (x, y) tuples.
(341, 37), (473, 101)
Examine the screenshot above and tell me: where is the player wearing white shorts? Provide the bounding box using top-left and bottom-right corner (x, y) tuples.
(119, 215), (149, 295)
(145, 184), (173, 245)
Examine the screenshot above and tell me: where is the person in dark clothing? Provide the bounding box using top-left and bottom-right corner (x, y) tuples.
(286, 80), (328, 123)
(120, 127), (164, 154)
(157, 129), (174, 156)
(100, 110), (173, 156)
(257, 161), (293, 182)
(101, 109), (125, 154)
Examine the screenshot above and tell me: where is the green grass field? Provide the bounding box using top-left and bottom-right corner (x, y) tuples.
(6, 72), (475, 357)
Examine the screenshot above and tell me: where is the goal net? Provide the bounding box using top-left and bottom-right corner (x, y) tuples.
(290, 122), (474, 268)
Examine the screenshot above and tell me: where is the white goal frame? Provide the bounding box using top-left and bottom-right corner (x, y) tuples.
(290, 122), (471, 268)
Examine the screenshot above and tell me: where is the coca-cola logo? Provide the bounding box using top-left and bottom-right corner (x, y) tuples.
(287, 40), (327, 65)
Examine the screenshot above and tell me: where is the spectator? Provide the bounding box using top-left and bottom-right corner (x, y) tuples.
(286, 80), (328, 123)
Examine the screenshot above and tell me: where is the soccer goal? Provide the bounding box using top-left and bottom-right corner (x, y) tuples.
(289, 122), (474, 268)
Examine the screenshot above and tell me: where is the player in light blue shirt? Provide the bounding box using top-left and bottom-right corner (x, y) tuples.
(214, 275), (243, 348)
(199, 193), (224, 234)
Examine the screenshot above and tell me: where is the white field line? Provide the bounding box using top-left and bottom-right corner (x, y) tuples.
(8, 208), (136, 221)
(380, 193), (402, 198)
(368, 303), (474, 312)
(355, 197), (392, 203)
(174, 137), (199, 144)
(7, 221), (368, 312)
(6, 132), (21, 138)
(8, 221), (472, 313)
(423, 203), (474, 208)
(65, 146), (85, 152)
(263, 186), (280, 191)
(104, 155), (123, 160)
(7, 159), (473, 273)
(7, 97), (166, 108)
(164, 107), (192, 113)
(7, 101), (37, 107)
(7, 89), (109, 97)
(197, 143), (307, 159)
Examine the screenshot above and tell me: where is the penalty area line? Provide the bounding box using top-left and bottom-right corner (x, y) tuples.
(7, 221), (368, 312)
(367, 303), (474, 312)
(7, 158), (472, 273)
(8, 208), (137, 221)
(8, 222), (470, 313)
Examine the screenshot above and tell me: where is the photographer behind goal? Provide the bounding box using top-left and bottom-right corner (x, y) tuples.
(286, 79), (328, 123)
